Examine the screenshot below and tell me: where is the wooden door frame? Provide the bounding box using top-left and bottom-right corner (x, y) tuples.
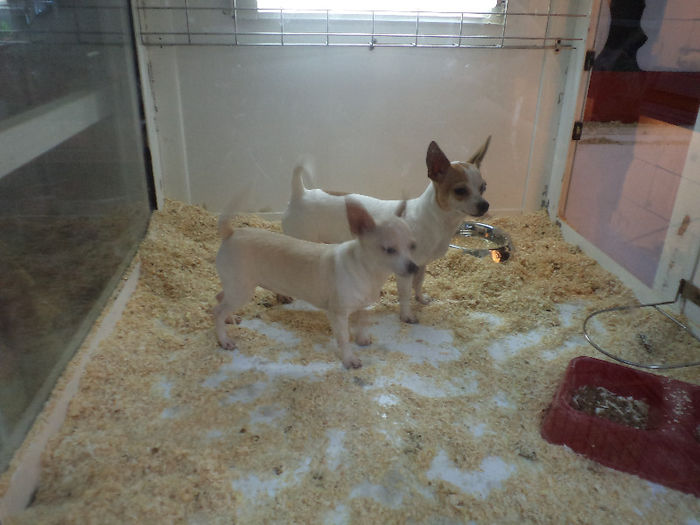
(547, 0), (603, 223)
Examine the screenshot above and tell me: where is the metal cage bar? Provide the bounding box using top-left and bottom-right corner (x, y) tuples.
(134, 3), (585, 50)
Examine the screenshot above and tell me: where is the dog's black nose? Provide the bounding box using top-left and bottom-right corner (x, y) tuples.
(477, 200), (489, 216)
(407, 261), (419, 274)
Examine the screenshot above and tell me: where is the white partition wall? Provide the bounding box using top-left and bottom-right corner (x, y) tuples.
(134, 1), (592, 215)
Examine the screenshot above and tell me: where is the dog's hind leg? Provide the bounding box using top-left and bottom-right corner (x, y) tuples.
(214, 301), (236, 350)
(412, 265), (431, 305)
(397, 275), (418, 324)
(213, 286), (254, 350)
(215, 290), (240, 324)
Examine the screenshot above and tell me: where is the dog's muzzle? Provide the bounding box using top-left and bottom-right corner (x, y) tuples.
(476, 200), (489, 217)
(406, 261), (419, 275)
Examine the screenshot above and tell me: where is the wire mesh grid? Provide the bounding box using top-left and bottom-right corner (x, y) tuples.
(136, 1), (586, 50)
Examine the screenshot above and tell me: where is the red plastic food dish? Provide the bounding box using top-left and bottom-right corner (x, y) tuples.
(541, 356), (700, 496)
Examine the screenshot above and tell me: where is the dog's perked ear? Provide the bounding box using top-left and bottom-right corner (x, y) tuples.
(426, 141), (451, 182)
(468, 135), (491, 168)
(345, 197), (376, 236)
(395, 200), (407, 218)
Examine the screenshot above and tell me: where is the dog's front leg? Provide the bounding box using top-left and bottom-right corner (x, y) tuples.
(351, 309), (372, 347)
(329, 312), (362, 369)
(413, 265), (431, 305)
(397, 275), (418, 324)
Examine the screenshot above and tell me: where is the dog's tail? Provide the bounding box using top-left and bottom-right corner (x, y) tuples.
(218, 214), (235, 240)
(290, 160), (312, 201)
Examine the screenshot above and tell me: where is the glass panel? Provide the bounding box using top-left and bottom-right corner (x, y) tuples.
(0, 1), (151, 471)
(561, 0), (699, 287)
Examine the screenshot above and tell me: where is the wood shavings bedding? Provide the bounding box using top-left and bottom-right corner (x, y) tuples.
(3, 200), (699, 524)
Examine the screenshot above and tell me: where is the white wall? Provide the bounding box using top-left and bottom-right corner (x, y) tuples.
(149, 46), (573, 214)
(138, 2), (591, 215)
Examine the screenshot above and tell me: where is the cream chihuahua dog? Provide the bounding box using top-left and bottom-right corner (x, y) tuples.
(282, 138), (490, 323)
(214, 198), (418, 369)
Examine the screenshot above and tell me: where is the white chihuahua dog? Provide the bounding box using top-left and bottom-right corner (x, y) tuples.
(214, 198), (418, 369)
(282, 138), (490, 323)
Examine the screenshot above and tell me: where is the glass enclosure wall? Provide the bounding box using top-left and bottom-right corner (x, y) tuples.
(561, 0), (699, 290)
(0, 1), (151, 471)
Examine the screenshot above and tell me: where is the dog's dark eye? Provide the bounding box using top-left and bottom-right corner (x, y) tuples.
(384, 246), (397, 255)
(410, 242), (417, 251)
(454, 187), (468, 196)
(480, 183), (487, 194)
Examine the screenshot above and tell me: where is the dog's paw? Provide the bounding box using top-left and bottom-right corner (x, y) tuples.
(415, 293), (431, 305)
(219, 337), (237, 350)
(343, 355), (363, 369)
(225, 314), (241, 325)
(355, 334), (372, 347)
(400, 313), (419, 324)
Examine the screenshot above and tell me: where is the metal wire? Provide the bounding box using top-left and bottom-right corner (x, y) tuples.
(135, 3), (585, 49)
(583, 299), (700, 370)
